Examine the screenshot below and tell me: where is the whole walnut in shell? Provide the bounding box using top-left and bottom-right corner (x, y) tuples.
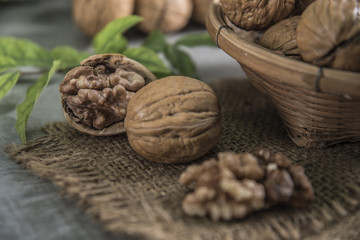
(292, 0), (316, 15)
(220, 0), (296, 31)
(72, 0), (134, 36)
(124, 76), (222, 164)
(258, 16), (301, 58)
(59, 54), (156, 136)
(297, 0), (360, 72)
(135, 0), (193, 33)
(192, 0), (213, 25)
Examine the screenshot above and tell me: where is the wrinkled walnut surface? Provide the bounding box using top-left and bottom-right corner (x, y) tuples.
(220, 0), (295, 31)
(59, 54), (156, 136)
(180, 157), (265, 221)
(180, 150), (314, 221)
(124, 76), (222, 164)
(297, 0), (360, 71)
(258, 16), (301, 58)
(135, 0), (193, 33)
(292, 0), (315, 15)
(72, 0), (134, 36)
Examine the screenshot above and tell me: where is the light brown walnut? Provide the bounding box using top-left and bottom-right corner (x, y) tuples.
(124, 76), (222, 164)
(297, 0), (360, 72)
(59, 54), (156, 136)
(192, 0), (213, 25)
(258, 16), (301, 58)
(72, 0), (134, 36)
(135, 0), (193, 33)
(219, 0), (296, 31)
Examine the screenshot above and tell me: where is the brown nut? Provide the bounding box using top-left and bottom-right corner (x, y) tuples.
(124, 76), (222, 164)
(59, 54), (156, 136)
(297, 0), (360, 71)
(192, 0), (213, 25)
(258, 16), (301, 58)
(219, 0), (296, 31)
(135, 0), (193, 33)
(292, 0), (316, 15)
(72, 0), (134, 36)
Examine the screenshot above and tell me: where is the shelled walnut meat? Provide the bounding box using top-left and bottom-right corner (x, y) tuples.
(124, 76), (222, 164)
(219, 0), (296, 31)
(179, 149), (314, 221)
(59, 54), (156, 136)
(297, 0), (360, 71)
(72, 0), (134, 36)
(135, 0), (193, 33)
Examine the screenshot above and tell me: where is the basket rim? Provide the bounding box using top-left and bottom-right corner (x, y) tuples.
(206, 3), (360, 99)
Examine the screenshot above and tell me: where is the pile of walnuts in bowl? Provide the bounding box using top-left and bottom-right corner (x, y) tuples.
(220, 0), (360, 72)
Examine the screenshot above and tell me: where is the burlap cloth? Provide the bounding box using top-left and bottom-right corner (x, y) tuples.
(5, 79), (360, 240)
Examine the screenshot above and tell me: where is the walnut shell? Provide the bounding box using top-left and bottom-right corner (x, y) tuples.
(297, 0), (360, 71)
(258, 16), (301, 58)
(72, 0), (134, 37)
(192, 0), (213, 25)
(135, 0), (193, 33)
(124, 76), (222, 164)
(59, 54), (156, 136)
(292, 0), (315, 15)
(219, 0), (296, 31)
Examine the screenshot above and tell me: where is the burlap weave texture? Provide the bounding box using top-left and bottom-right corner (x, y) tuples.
(5, 79), (360, 240)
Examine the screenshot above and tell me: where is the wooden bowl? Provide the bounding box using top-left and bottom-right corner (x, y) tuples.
(206, 3), (360, 147)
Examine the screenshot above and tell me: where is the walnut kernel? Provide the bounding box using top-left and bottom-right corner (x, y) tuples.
(59, 54), (156, 136)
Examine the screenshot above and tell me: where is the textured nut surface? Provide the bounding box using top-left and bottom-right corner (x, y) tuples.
(297, 0), (360, 71)
(220, 0), (295, 31)
(72, 0), (134, 36)
(59, 54), (156, 136)
(135, 0), (193, 33)
(124, 76), (222, 164)
(258, 16), (301, 58)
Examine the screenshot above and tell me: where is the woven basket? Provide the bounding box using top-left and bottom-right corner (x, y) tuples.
(206, 3), (360, 147)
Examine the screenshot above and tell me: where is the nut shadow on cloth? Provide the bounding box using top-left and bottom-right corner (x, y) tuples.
(5, 78), (360, 240)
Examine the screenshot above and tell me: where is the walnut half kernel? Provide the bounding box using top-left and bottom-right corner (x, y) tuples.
(179, 149), (314, 221)
(59, 54), (156, 136)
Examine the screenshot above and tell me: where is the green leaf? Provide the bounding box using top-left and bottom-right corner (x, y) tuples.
(123, 46), (171, 75)
(175, 33), (216, 47)
(93, 15), (143, 53)
(0, 71), (20, 100)
(142, 30), (167, 52)
(164, 44), (198, 78)
(15, 60), (60, 142)
(0, 55), (17, 73)
(0, 37), (52, 68)
(95, 35), (127, 54)
(51, 46), (90, 70)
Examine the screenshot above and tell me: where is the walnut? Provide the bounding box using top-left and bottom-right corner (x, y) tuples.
(135, 0), (193, 33)
(219, 0), (296, 31)
(292, 0), (316, 15)
(297, 0), (360, 72)
(192, 0), (213, 25)
(258, 16), (301, 58)
(179, 157), (265, 221)
(179, 150), (314, 221)
(124, 76), (222, 164)
(253, 149), (314, 206)
(59, 54), (156, 136)
(72, 0), (134, 36)
(217, 152), (264, 181)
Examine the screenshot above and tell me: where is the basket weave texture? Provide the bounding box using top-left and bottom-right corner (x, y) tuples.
(206, 3), (360, 147)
